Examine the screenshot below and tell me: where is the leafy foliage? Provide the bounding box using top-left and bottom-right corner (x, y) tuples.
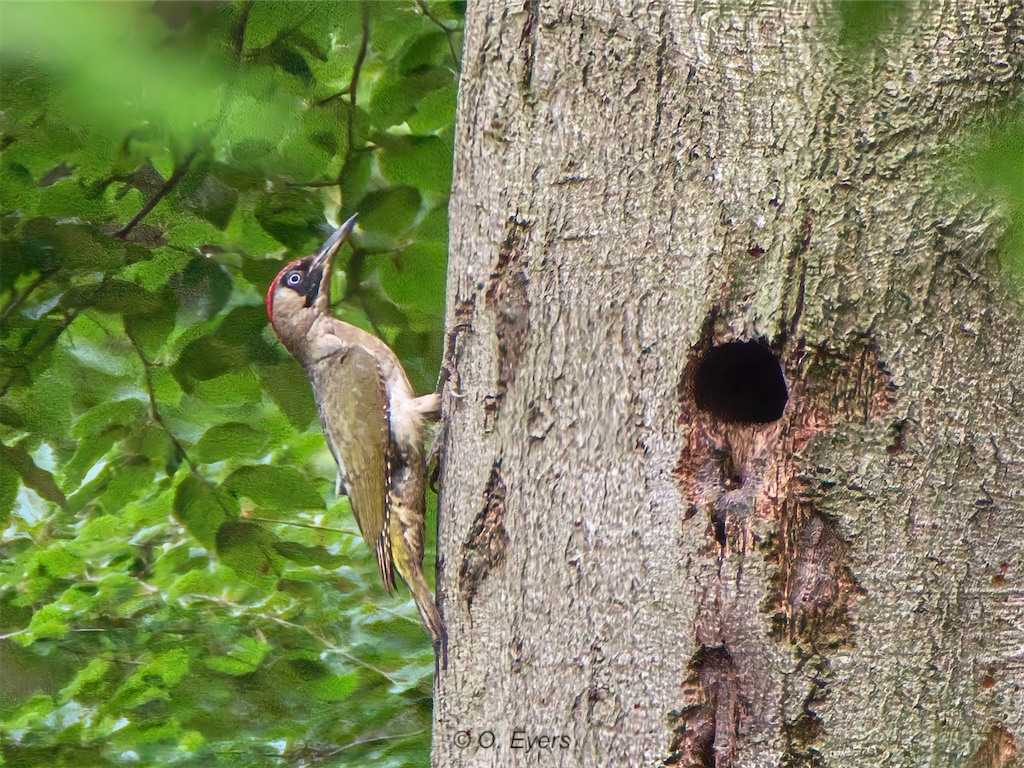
(0, 2), (462, 765)
(831, 0), (909, 52)
(962, 106), (1024, 280)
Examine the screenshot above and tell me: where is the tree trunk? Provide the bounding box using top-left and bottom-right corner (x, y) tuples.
(433, 3), (1024, 766)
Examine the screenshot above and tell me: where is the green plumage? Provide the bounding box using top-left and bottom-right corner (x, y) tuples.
(310, 347), (394, 592)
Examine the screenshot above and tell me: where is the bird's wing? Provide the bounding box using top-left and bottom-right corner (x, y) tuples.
(310, 346), (394, 592)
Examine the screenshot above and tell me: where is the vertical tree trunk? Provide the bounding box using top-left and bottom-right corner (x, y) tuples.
(434, 3), (1024, 766)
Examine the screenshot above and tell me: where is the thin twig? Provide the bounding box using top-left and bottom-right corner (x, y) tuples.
(319, 729), (428, 758)
(336, 4), (370, 188)
(416, 0), (460, 66)
(287, 179), (347, 189)
(115, 149), (199, 240)
(124, 323), (209, 487)
(1, 271), (51, 321)
(233, 0), (255, 61)
(315, 86), (351, 107)
(245, 515), (356, 535)
(266, 615), (402, 685)
(216, 729), (427, 760)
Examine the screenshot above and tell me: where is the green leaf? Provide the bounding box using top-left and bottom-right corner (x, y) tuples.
(223, 465), (323, 511)
(203, 655), (259, 676)
(59, 658), (116, 704)
(191, 369), (263, 406)
(4, 696), (57, 734)
(143, 647), (194, 687)
(166, 568), (226, 600)
(174, 309), (280, 387)
(399, 31), (451, 74)
(21, 218), (124, 272)
(216, 304), (270, 345)
(179, 169), (240, 230)
(203, 636), (270, 676)
(194, 422), (271, 464)
(63, 430), (119, 488)
(20, 603), (70, 645)
(278, 130), (334, 181)
(358, 186), (422, 236)
(123, 300), (176, 355)
(255, 360), (318, 429)
(172, 335), (246, 385)
(70, 398), (145, 439)
(314, 671), (359, 702)
(1, 441), (68, 509)
(375, 240), (448, 315)
(255, 185), (323, 250)
(242, 2), (320, 51)
(378, 134), (453, 194)
(173, 475), (234, 549)
(37, 545), (86, 579)
(76, 513), (131, 546)
(369, 67), (452, 129)
(268, 42), (313, 85)
(242, 254), (293, 297)
(0, 458), (18, 524)
(407, 83), (458, 134)
(215, 520), (282, 588)
(92, 457), (158, 513)
(339, 141), (373, 208)
(273, 541), (347, 568)
(173, 256), (234, 321)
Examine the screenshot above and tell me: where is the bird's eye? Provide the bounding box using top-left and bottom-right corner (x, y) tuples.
(286, 271), (302, 287)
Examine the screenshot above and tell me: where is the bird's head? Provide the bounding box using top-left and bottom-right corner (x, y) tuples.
(266, 214), (357, 349)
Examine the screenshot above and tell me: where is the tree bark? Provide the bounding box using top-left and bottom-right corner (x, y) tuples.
(434, 2), (1024, 766)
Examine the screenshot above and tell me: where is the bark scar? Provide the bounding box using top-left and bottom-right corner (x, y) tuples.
(664, 645), (741, 767)
(969, 725), (1018, 768)
(458, 462), (510, 611)
(484, 217), (531, 427)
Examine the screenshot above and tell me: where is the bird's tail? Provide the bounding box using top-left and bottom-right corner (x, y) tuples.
(402, 561), (447, 669)
(389, 459), (448, 669)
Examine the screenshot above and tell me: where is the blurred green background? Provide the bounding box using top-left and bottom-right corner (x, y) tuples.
(1, 2), (461, 766)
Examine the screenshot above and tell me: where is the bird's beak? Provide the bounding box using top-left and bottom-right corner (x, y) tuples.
(312, 213), (358, 274)
(310, 213), (356, 314)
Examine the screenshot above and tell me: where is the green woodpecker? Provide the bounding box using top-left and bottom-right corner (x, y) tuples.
(266, 215), (445, 659)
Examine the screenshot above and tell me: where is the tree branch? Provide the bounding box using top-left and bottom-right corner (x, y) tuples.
(115, 149), (199, 240)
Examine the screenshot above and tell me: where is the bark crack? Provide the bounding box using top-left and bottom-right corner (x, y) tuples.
(458, 462), (510, 611)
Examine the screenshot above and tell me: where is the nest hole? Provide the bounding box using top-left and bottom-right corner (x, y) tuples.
(691, 341), (788, 424)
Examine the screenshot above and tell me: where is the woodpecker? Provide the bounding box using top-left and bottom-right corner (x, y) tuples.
(266, 215), (445, 661)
